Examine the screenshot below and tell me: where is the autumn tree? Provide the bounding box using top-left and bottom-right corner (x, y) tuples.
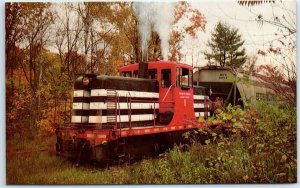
(85, 2), (142, 66)
(77, 2), (117, 74)
(103, 2), (206, 64)
(97, 2), (140, 66)
(53, 2), (118, 78)
(5, 3), (24, 96)
(256, 65), (296, 107)
(141, 2), (207, 62)
(237, 0), (275, 6)
(169, 1), (206, 61)
(6, 2), (55, 136)
(53, 3), (83, 83)
(237, 0), (296, 106)
(5, 2), (207, 137)
(204, 22), (247, 68)
(20, 3), (54, 129)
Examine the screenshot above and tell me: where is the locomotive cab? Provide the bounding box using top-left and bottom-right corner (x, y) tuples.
(119, 61), (197, 126)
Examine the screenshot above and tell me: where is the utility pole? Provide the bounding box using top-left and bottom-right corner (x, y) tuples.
(233, 68), (237, 106)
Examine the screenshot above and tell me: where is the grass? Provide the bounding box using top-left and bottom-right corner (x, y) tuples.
(6, 136), (296, 184)
(6, 102), (297, 184)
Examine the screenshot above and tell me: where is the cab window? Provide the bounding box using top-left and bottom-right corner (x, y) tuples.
(122, 71), (132, 77)
(148, 69), (157, 79)
(177, 68), (192, 88)
(161, 69), (171, 88)
(180, 68), (189, 87)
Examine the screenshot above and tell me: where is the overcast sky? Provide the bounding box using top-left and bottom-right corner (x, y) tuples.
(181, 0), (296, 68)
(3, 0), (296, 69)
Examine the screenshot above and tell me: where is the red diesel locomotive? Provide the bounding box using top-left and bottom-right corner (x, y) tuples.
(56, 61), (210, 163)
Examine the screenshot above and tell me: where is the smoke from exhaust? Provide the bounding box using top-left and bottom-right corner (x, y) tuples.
(133, 3), (152, 60)
(133, 2), (175, 61)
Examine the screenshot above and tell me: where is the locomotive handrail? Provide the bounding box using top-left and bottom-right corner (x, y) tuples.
(126, 92), (130, 130)
(117, 94), (122, 134)
(130, 99), (158, 102)
(129, 94), (132, 130)
(130, 99), (173, 103)
(154, 102), (156, 126)
(130, 98), (159, 127)
(161, 83), (175, 102)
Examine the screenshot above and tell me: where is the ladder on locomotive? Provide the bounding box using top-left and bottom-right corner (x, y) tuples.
(106, 89), (118, 129)
(107, 89), (126, 160)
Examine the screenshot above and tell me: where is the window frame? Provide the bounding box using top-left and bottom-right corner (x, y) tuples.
(179, 68), (191, 89)
(161, 69), (172, 88)
(148, 68), (158, 79)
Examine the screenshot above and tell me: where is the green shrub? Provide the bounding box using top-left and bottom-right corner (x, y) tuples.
(7, 102), (296, 184)
(194, 101), (297, 183)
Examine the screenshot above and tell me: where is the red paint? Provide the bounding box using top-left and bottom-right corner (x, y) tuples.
(58, 61), (210, 148)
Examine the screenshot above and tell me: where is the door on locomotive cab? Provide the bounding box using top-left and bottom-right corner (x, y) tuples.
(159, 68), (175, 124)
(177, 68), (193, 89)
(176, 67), (194, 119)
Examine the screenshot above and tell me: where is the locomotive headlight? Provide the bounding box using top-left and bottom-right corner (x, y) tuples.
(83, 76), (90, 85)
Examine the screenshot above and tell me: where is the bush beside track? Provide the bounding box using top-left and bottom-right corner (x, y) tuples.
(6, 101), (296, 184)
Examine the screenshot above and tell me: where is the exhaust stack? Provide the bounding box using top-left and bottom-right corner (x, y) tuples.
(138, 51), (148, 79)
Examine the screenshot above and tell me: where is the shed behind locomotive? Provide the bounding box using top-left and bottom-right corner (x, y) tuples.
(193, 65), (275, 107)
